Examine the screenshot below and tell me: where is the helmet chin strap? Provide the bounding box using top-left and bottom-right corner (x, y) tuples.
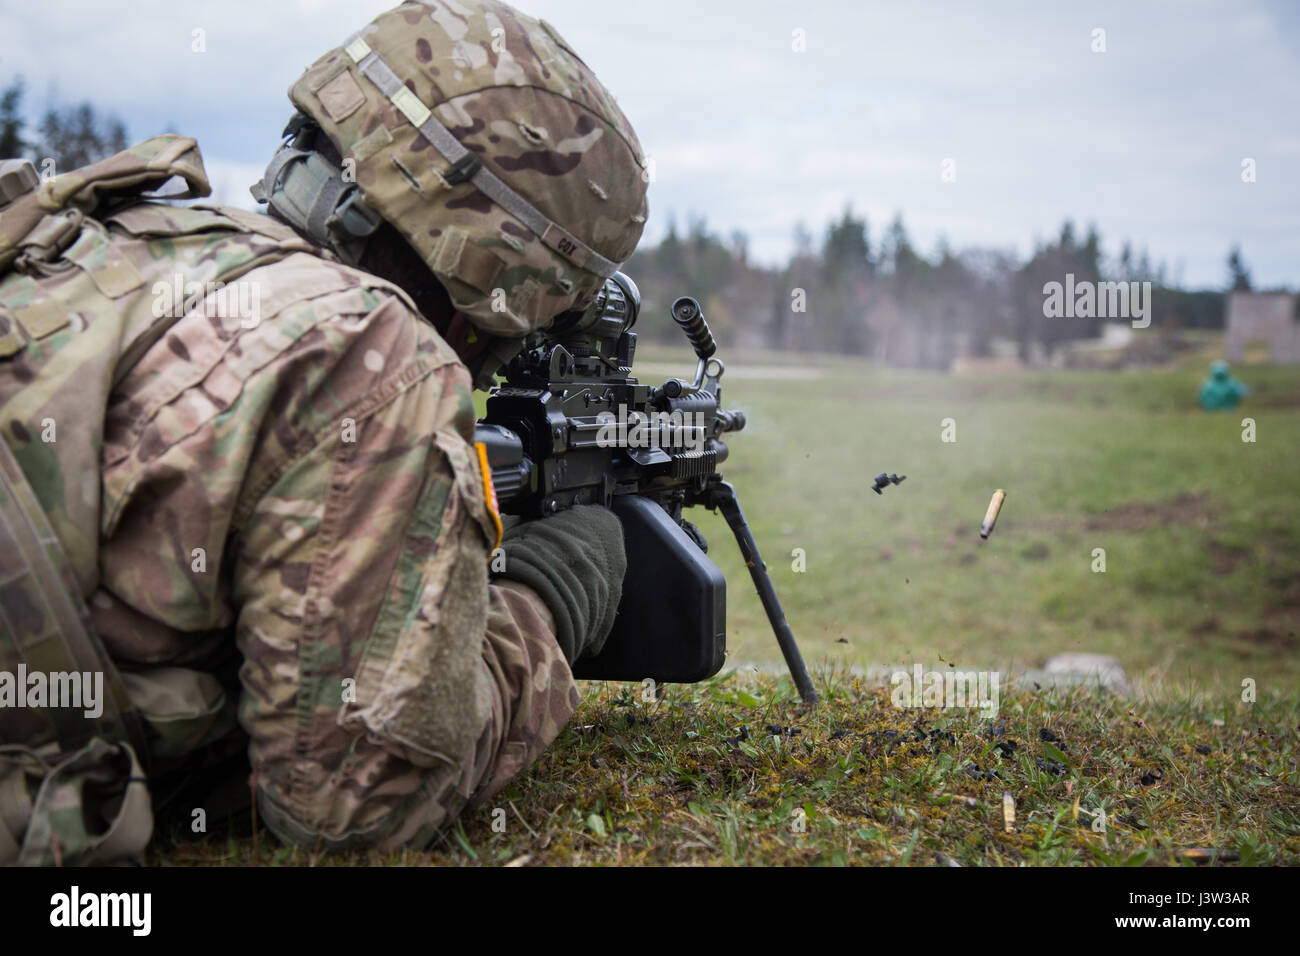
(250, 114), (382, 266)
(442, 312), (525, 390)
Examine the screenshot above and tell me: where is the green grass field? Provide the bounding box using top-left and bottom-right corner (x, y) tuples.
(651, 347), (1300, 694)
(163, 674), (1299, 866)
(164, 348), (1299, 866)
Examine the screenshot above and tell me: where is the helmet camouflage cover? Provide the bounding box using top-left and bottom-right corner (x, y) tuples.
(288, 0), (649, 337)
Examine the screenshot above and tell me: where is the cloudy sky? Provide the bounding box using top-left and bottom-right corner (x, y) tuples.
(2, 0), (1297, 288)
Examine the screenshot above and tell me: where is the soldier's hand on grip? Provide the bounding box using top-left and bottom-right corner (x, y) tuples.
(494, 505), (626, 666)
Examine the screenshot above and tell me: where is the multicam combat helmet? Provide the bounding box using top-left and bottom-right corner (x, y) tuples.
(268, 0), (649, 340)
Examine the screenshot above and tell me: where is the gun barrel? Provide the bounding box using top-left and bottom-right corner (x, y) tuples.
(716, 409), (745, 433)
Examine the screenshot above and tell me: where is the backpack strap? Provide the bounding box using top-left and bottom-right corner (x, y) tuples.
(0, 433), (146, 759)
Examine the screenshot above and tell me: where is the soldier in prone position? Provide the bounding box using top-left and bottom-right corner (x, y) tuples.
(0, 0), (647, 860)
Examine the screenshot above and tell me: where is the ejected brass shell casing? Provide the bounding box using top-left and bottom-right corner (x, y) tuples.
(980, 490), (1006, 539)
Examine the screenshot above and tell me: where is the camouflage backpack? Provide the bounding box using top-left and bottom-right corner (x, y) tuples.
(0, 136), (316, 864)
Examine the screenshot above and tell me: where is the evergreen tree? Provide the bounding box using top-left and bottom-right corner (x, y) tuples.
(1226, 245), (1252, 292)
(36, 97), (130, 171)
(0, 78), (24, 158)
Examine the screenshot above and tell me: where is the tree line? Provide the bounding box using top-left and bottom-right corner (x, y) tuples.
(1, 78), (128, 172)
(625, 208), (1265, 367)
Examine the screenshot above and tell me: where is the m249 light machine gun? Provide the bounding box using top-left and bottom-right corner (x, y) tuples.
(474, 272), (817, 704)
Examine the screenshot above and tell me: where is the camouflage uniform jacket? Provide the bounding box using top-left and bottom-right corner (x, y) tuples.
(0, 151), (578, 850)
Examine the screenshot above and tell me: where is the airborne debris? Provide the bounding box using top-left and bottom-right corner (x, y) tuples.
(871, 472), (907, 495)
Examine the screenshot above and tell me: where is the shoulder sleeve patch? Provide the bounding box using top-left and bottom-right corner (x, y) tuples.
(474, 440), (504, 552)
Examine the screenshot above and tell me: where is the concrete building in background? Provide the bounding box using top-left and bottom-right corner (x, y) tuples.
(1225, 292), (1300, 362)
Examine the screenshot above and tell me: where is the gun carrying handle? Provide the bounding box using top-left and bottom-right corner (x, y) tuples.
(671, 296), (716, 361)
(710, 481), (819, 705)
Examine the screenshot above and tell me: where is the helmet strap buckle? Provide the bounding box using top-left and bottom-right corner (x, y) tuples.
(443, 153), (481, 187)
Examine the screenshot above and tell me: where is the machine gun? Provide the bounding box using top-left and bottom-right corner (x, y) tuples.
(474, 272), (817, 704)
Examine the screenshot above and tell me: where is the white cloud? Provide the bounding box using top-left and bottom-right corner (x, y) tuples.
(2, 0), (1296, 287)
(202, 158), (266, 210)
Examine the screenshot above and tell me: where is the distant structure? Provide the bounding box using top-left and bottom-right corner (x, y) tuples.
(950, 355), (1025, 374)
(867, 292), (965, 370)
(1224, 292), (1300, 362)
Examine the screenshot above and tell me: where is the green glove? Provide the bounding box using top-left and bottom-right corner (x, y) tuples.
(495, 505), (626, 665)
